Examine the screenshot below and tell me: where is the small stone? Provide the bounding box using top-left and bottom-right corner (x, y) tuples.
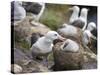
(11, 64), (23, 74)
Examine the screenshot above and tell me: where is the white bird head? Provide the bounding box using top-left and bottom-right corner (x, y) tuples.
(45, 31), (65, 42)
(69, 6), (80, 12)
(87, 22), (96, 31)
(69, 6), (80, 24)
(14, 1), (22, 6)
(80, 8), (89, 18)
(38, 2), (45, 6)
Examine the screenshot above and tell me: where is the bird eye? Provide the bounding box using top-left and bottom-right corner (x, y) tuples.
(54, 34), (57, 36)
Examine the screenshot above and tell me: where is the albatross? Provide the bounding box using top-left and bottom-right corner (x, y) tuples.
(11, 1), (26, 21)
(23, 2), (45, 21)
(57, 23), (79, 37)
(70, 8), (89, 31)
(82, 22), (97, 47)
(30, 31), (65, 66)
(69, 6), (80, 24)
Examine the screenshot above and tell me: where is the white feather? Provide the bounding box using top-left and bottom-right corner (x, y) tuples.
(14, 1), (26, 20)
(33, 2), (45, 21)
(31, 31), (63, 54)
(82, 22), (97, 45)
(61, 39), (79, 52)
(80, 8), (88, 30)
(69, 6), (80, 24)
(58, 23), (78, 36)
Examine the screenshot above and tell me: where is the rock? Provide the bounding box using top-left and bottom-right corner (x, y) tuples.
(11, 64), (23, 74)
(13, 17), (33, 41)
(12, 48), (31, 64)
(30, 21), (51, 35)
(87, 38), (97, 54)
(82, 46), (97, 69)
(21, 60), (50, 73)
(82, 61), (97, 69)
(47, 52), (55, 69)
(11, 48), (50, 73)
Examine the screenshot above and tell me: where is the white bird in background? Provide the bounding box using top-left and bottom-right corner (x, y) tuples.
(36, 2), (45, 21)
(69, 6), (80, 24)
(60, 39), (79, 52)
(57, 23), (78, 37)
(30, 31), (65, 62)
(11, 64), (23, 73)
(70, 8), (89, 31)
(82, 22), (97, 46)
(11, 1), (26, 21)
(22, 2), (45, 21)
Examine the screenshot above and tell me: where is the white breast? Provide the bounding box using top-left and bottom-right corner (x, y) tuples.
(61, 39), (79, 52)
(31, 37), (53, 54)
(82, 30), (92, 45)
(58, 25), (78, 36)
(14, 2), (26, 20)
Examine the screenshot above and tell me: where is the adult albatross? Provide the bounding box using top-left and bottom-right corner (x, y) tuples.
(69, 6), (80, 24)
(70, 8), (89, 31)
(82, 22), (97, 47)
(30, 31), (65, 66)
(11, 1), (26, 21)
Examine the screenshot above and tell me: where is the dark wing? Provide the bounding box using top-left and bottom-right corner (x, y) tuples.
(31, 33), (43, 46)
(70, 19), (85, 28)
(11, 48), (30, 64)
(23, 2), (42, 15)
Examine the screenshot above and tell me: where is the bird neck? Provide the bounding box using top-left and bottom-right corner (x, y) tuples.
(36, 3), (45, 21)
(80, 12), (88, 19)
(70, 10), (79, 23)
(70, 10), (79, 22)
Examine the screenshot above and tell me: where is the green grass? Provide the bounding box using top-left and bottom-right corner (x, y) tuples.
(40, 10), (63, 30)
(40, 4), (71, 30)
(15, 39), (30, 50)
(14, 31), (30, 50)
(19, 40), (30, 50)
